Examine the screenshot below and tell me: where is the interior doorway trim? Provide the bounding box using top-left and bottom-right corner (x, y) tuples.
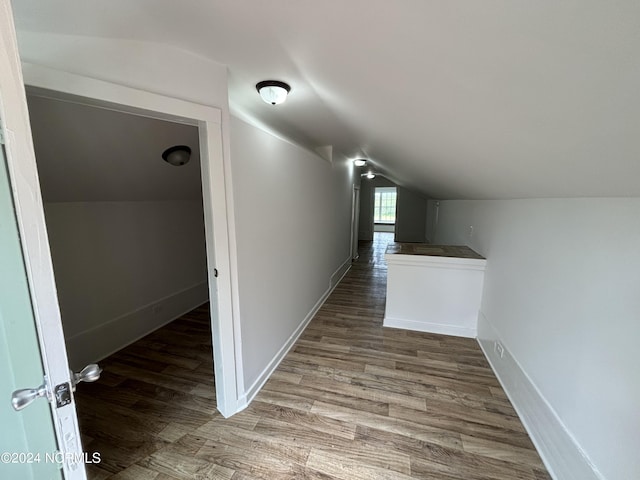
(21, 62), (244, 417)
(350, 185), (360, 261)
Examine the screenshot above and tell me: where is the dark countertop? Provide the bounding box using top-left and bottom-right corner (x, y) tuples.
(385, 243), (485, 260)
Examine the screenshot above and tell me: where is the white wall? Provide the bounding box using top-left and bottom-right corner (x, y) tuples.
(425, 200), (439, 243)
(431, 198), (640, 480)
(44, 201), (208, 369)
(230, 116), (353, 393)
(396, 187), (427, 242)
(16, 32), (229, 109)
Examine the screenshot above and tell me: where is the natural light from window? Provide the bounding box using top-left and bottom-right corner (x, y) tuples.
(374, 187), (397, 224)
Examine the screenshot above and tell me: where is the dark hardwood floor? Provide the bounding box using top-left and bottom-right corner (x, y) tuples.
(78, 232), (551, 479)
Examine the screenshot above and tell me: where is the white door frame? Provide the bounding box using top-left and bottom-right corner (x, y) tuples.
(19, 64), (244, 417)
(350, 185), (360, 260)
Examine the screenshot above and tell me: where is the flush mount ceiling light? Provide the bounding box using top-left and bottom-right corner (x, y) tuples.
(162, 145), (191, 166)
(362, 171), (376, 179)
(354, 159), (367, 167)
(256, 80), (291, 105)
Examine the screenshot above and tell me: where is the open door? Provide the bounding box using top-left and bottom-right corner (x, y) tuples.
(0, 122), (63, 480)
(0, 2), (89, 478)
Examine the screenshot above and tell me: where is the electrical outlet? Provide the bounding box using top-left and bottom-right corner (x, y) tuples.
(494, 341), (504, 359)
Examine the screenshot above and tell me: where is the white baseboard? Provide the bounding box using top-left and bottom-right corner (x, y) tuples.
(477, 313), (603, 480)
(65, 282), (209, 370)
(383, 316), (476, 338)
(330, 257), (352, 289)
(240, 258), (352, 407)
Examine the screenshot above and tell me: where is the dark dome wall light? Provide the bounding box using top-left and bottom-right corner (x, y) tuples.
(162, 145), (191, 166)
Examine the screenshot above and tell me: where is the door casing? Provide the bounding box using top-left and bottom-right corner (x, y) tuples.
(21, 68), (244, 417)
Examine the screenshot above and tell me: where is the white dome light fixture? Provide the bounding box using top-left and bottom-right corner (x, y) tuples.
(256, 80), (291, 105)
(162, 145), (192, 166)
(362, 171), (376, 179)
(354, 159), (367, 167)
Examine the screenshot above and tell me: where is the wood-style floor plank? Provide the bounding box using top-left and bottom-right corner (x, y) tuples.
(77, 232), (550, 479)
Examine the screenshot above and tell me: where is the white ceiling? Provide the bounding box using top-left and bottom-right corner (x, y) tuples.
(13, 1), (640, 199)
(27, 94), (201, 202)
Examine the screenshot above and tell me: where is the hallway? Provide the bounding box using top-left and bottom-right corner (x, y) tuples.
(79, 232), (550, 479)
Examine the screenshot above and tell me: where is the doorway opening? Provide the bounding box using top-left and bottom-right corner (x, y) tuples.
(373, 186), (397, 234)
(22, 75), (240, 419)
(18, 68), (243, 472)
(25, 92), (222, 474)
(26, 94), (210, 368)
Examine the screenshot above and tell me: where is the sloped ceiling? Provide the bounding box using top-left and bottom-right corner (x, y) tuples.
(27, 95), (201, 202)
(13, 1), (640, 199)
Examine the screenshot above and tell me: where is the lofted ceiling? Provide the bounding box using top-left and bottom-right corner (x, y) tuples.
(12, 1), (640, 199)
(27, 94), (201, 202)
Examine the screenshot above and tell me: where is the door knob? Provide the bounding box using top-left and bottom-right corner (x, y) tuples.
(70, 364), (102, 390)
(11, 364), (101, 411)
(11, 384), (48, 411)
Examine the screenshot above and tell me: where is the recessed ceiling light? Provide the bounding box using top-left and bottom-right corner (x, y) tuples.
(354, 159), (367, 167)
(256, 80), (291, 105)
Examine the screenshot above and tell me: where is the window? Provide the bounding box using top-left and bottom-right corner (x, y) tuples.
(374, 187), (397, 224)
